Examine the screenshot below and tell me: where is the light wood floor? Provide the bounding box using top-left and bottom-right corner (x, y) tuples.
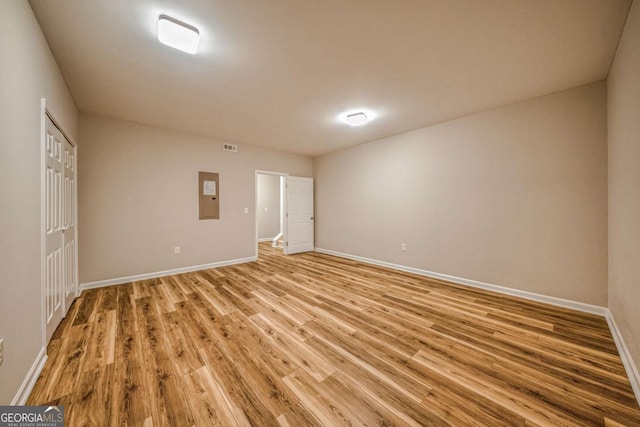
(29, 243), (640, 426)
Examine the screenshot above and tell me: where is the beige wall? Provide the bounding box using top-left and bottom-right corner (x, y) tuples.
(257, 174), (282, 240)
(315, 82), (608, 306)
(608, 0), (640, 378)
(78, 114), (311, 284)
(0, 1), (78, 404)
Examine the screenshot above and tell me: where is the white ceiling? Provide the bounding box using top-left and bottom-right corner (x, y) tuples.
(30, 0), (631, 156)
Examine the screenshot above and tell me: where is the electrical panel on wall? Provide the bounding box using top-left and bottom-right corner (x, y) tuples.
(199, 171), (219, 220)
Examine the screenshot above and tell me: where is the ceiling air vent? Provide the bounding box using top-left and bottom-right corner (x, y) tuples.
(223, 143), (238, 152)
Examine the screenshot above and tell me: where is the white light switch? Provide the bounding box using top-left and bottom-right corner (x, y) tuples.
(244, 208), (249, 214)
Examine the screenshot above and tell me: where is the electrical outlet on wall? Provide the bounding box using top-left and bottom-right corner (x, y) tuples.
(401, 243), (407, 251)
(174, 246), (181, 254)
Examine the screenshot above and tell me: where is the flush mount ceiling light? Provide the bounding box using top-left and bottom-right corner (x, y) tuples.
(344, 112), (370, 126)
(157, 14), (200, 54)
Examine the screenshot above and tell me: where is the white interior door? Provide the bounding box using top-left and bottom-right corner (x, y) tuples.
(62, 137), (76, 313)
(44, 116), (65, 342)
(286, 177), (314, 254)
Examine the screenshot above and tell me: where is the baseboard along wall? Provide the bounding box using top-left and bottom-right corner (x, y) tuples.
(12, 347), (47, 405)
(80, 256), (257, 291)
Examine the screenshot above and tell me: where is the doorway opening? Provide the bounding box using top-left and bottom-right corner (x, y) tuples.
(256, 171), (287, 258)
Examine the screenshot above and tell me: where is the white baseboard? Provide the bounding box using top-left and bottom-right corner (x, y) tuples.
(12, 347), (47, 405)
(605, 311), (640, 404)
(314, 247), (607, 316)
(258, 238), (274, 242)
(80, 256), (257, 291)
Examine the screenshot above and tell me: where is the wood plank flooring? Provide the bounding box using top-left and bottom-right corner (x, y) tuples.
(28, 243), (640, 426)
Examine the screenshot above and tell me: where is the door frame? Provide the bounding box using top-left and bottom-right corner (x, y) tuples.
(255, 170), (289, 258)
(40, 99), (79, 348)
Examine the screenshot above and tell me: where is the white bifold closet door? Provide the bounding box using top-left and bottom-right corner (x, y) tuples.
(44, 115), (76, 343)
